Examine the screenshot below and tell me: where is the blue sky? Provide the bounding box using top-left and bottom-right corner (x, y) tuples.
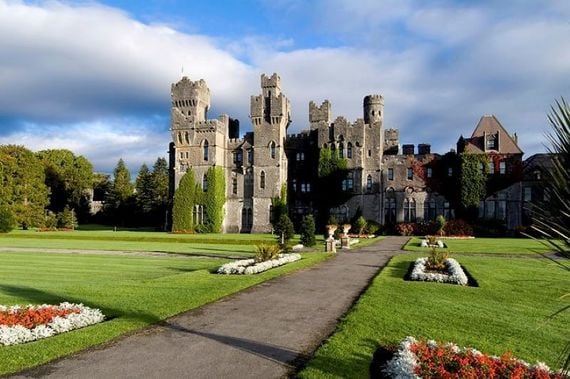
(0, 0), (569, 173)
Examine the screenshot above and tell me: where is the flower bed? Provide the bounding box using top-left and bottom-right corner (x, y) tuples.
(410, 257), (468, 285)
(0, 303), (105, 346)
(383, 336), (566, 378)
(217, 253), (301, 275)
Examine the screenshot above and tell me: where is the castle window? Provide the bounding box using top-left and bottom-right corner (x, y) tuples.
(407, 168), (413, 180)
(292, 179), (297, 192)
(203, 140), (209, 161)
(202, 174), (208, 192)
(180, 152), (184, 159)
(424, 200), (436, 221)
(342, 172), (354, 192)
(534, 170), (541, 180)
(185, 132), (189, 144)
(232, 178), (238, 195)
(366, 175), (372, 191)
(178, 133), (182, 144)
(296, 152), (305, 161)
(487, 135), (497, 150)
(270, 141), (276, 159)
(339, 143), (344, 158)
(479, 162), (484, 174)
(384, 198), (396, 223)
(404, 198), (416, 222)
(427, 167), (432, 178)
(443, 201), (452, 219)
(523, 187), (532, 202)
(499, 161), (506, 174)
(368, 149), (371, 157)
(488, 162), (495, 174)
(233, 151), (243, 166)
(388, 168), (394, 181)
(248, 149), (254, 165)
(260, 171), (266, 189)
(301, 182), (311, 193)
(447, 167), (453, 177)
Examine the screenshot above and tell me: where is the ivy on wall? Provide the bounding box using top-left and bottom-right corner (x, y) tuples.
(172, 169), (197, 232)
(460, 153), (489, 211)
(203, 166), (226, 233)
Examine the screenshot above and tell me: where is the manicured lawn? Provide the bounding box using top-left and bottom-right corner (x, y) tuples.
(298, 253), (570, 378)
(0, 250), (330, 375)
(0, 230), (306, 257)
(404, 237), (555, 255)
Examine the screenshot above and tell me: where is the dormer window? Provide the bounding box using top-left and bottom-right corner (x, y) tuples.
(487, 135), (497, 150)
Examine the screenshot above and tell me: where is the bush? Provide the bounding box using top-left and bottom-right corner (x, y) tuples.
(413, 221), (438, 236)
(300, 215), (316, 247)
(395, 223), (414, 236)
(445, 219), (474, 236)
(275, 214), (294, 245)
(435, 215), (447, 235)
(365, 220), (381, 235)
(0, 206), (16, 233)
(426, 247), (449, 271)
(255, 243), (281, 263)
(57, 207), (77, 229)
(43, 211), (58, 230)
(353, 216), (367, 235)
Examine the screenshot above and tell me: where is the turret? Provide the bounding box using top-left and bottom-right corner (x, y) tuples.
(171, 77), (210, 122)
(363, 94), (384, 125)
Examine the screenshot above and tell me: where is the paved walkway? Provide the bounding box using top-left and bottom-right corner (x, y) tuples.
(13, 237), (410, 379)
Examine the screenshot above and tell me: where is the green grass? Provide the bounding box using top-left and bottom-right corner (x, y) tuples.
(298, 253), (570, 378)
(0, 250), (330, 375)
(404, 237), (555, 255)
(0, 230), (308, 257)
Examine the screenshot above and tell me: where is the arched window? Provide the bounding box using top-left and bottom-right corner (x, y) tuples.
(270, 141), (276, 159)
(203, 140), (209, 161)
(177, 132), (182, 144)
(347, 142), (353, 159)
(203, 174), (208, 192)
(404, 198), (416, 222)
(260, 171), (266, 189)
(384, 198), (396, 223)
(366, 175), (372, 191)
(339, 142), (344, 158)
(185, 132), (189, 144)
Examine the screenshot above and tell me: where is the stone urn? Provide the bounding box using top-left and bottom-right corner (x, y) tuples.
(341, 224), (352, 249)
(325, 224), (337, 253)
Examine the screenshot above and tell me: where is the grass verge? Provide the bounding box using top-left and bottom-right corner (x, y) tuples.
(404, 237), (554, 255)
(298, 253), (570, 378)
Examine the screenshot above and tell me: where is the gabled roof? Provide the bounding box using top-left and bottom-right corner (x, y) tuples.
(462, 115), (523, 155)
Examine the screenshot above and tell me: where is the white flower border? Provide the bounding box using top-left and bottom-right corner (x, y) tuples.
(383, 336), (558, 379)
(217, 253), (301, 275)
(410, 257), (468, 285)
(0, 302), (105, 346)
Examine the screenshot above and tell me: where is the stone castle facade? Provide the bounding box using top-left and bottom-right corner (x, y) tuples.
(169, 73), (528, 233)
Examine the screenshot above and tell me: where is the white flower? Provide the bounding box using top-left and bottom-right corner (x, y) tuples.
(0, 303), (105, 346)
(217, 254), (302, 275)
(409, 257), (468, 285)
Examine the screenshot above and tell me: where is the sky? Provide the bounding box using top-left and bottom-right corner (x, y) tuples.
(0, 0), (569, 174)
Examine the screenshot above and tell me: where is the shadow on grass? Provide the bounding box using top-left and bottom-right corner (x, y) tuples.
(0, 284), (161, 324)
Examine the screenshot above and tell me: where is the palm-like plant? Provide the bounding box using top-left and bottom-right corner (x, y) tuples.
(528, 98), (570, 373)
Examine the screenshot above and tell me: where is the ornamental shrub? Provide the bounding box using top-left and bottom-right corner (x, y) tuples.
(255, 243), (281, 263)
(444, 219), (474, 236)
(0, 206), (16, 233)
(43, 210), (58, 230)
(275, 214), (294, 245)
(365, 220), (381, 235)
(172, 170), (197, 232)
(426, 247), (449, 271)
(353, 216), (367, 235)
(203, 166), (225, 233)
(300, 214), (316, 247)
(435, 215), (446, 235)
(395, 223), (414, 236)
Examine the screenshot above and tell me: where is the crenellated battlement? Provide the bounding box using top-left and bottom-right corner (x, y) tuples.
(309, 100), (331, 126)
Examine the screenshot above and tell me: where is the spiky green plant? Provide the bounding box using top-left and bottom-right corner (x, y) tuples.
(528, 98), (570, 373)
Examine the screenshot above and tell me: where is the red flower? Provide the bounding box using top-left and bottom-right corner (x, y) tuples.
(0, 306), (80, 329)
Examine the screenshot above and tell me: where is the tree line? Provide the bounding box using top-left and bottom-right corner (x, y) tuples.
(0, 145), (169, 231)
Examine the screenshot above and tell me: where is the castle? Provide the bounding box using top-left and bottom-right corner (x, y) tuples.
(168, 73), (531, 233)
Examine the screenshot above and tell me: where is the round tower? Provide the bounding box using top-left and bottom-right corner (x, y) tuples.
(363, 94), (384, 125)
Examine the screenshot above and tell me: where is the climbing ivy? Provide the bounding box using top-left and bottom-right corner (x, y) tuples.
(459, 153), (489, 214)
(203, 166), (226, 233)
(172, 169), (197, 232)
